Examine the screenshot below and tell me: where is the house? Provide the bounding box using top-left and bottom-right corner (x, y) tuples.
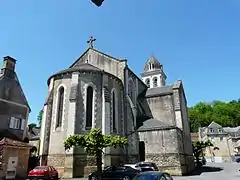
(0, 56), (31, 179)
(0, 56), (31, 142)
(199, 121), (240, 163)
(28, 126), (40, 153)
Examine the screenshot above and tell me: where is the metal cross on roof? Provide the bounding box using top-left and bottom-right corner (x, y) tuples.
(87, 36), (96, 48)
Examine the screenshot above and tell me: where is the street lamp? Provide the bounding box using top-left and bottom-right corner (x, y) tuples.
(91, 0), (104, 7)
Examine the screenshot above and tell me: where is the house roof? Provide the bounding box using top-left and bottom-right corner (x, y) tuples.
(0, 130), (22, 142)
(208, 121), (222, 128)
(28, 127), (40, 141)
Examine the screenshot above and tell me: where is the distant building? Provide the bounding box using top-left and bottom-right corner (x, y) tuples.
(199, 121), (240, 163)
(0, 56), (31, 142)
(28, 126), (40, 153)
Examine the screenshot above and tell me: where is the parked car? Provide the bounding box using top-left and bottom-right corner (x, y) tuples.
(27, 166), (59, 180)
(124, 162), (158, 172)
(133, 171), (174, 180)
(89, 165), (141, 180)
(134, 162), (159, 172)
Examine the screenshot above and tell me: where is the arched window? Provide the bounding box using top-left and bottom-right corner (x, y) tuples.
(56, 87), (64, 128)
(152, 64), (155, 69)
(153, 77), (158, 87)
(112, 91), (117, 132)
(145, 78), (150, 87)
(86, 86), (93, 130)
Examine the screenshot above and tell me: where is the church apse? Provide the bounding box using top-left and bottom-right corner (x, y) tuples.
(40, 38), (194, 177)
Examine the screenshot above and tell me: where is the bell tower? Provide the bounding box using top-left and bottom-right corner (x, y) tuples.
(140, 56), (166, 88)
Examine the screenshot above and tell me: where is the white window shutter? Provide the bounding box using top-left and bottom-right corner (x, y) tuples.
(20, 119), (25, 130)
(9, 117), (15, 128)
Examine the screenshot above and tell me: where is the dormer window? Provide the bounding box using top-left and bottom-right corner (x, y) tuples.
(210, 128), (213, 133)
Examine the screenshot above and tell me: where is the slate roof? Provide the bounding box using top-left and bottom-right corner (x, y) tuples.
(144, 56), (162, 72)
(0, 130), (22, 141)
(48, 63), (101, 84)
(223, 127), (240, 133)
(138, 118), (171, 131)
(0, 73), (31, 111)
(28, 127), (40, 141)
(145, 85), (173, 97)
(208, 121), (222, 128)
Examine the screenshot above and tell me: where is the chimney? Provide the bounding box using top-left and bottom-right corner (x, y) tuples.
(1, 56), (17, 78)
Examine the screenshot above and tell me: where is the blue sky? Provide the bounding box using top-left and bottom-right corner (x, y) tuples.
(1, 0), (240, 124)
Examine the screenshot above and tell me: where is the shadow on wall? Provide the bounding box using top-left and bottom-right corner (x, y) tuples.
(72, 154), (87, 178)
(188, 166), (223, 176)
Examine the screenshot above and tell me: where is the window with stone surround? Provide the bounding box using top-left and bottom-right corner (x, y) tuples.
(86, 86), (93, 130)
(153, 77), (158, 87)
(56, 87), (64, 128)
(145, 78), (150, 87)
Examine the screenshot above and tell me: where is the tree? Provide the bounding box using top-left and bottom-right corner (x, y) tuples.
(188, 99), (240, 132)
(37, 109), (43, 127)
(193, 140), (213, 166)
(64, 128), (128, 178)
(28, 123), (37, 129)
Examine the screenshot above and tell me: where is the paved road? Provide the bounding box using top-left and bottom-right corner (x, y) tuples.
(61, 163), (240, 180)
(175, 162), (240, 180)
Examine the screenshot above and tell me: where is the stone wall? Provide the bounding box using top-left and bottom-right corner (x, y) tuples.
(48, 78), (71, 155)
(146, 95), (176, 127)
(0, 141), (29, 179)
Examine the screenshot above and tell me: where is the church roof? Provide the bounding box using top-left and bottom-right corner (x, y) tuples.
(145, 85), (173, 97)
(138, 118), (173, 131)
(144, 56), (162, 72)
(48, 63), (102, 85)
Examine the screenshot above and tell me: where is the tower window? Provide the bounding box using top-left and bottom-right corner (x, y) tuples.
(86, 86), (94, 130)
(152, 64), (155, 69)
(56, 87), (64, 128)
(153, 77), (158, 87)
(145, 78), (150, 87)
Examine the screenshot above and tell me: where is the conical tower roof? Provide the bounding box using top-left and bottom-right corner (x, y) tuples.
(144, 56), (162, 72)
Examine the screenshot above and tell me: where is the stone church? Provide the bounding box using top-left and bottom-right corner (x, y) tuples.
(39, 37), (194, 178)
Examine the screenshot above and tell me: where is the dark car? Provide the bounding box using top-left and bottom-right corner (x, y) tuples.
(27, 166), (59, 180)
(89, 165), (140, 180)
(133, 171), (174, 180)
(135, 162), (159, 172)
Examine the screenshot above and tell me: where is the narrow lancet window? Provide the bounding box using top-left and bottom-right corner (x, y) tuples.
(86, 86), (93, 129)
(112, 91), (116, 132)
(56, 87), (64, 128)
